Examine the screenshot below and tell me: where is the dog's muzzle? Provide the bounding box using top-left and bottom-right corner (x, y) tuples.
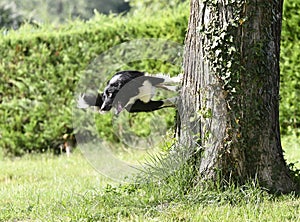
(100, 101), (112, 111)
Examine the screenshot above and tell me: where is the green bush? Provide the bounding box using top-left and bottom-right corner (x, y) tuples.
(280, 0), (300, 136)
(0, 4), (188, 156)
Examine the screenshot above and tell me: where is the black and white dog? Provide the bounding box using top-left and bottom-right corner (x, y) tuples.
(77, 70), (181, 114)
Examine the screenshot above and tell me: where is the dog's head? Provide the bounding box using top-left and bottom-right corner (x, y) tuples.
(101, 79), (122, 111)
(101, 71), (147, 113)
(101, 72), (139, 111)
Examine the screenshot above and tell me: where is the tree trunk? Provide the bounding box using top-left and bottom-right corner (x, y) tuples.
(177, 0), (296, 192)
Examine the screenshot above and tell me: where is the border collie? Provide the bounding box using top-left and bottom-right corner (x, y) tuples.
(77, 93), (177, 113)
(77, 70), (181, 114)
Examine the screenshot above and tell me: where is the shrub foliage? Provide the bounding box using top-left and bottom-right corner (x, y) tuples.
(0, 5), (188, 155)
(280, 0), (300, 136)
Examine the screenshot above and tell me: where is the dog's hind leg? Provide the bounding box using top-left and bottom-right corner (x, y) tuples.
(162, 96), (178, 106)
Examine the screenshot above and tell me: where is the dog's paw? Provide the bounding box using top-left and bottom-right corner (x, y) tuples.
(77, 94), (89, 109)
(163, 96), (178, 106)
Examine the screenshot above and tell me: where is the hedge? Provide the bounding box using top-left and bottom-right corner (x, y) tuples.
(0, 4), (188, 155)
(280, 0), (300, 135)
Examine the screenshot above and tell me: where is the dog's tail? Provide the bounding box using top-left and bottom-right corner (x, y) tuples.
(77, 93), (103, 109)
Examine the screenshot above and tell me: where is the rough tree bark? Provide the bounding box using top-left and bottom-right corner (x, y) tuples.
(177, 0), (296, 192)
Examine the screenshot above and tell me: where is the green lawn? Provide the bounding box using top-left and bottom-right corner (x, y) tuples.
(0, 135), (299, 221)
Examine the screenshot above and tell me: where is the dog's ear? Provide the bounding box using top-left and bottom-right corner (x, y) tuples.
(96, 93), (104, 107)
(117, 81), (123, 88)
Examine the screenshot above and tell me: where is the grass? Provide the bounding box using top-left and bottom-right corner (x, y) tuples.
(0, 151), (110, 221)
(0, 135), (299, 221)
